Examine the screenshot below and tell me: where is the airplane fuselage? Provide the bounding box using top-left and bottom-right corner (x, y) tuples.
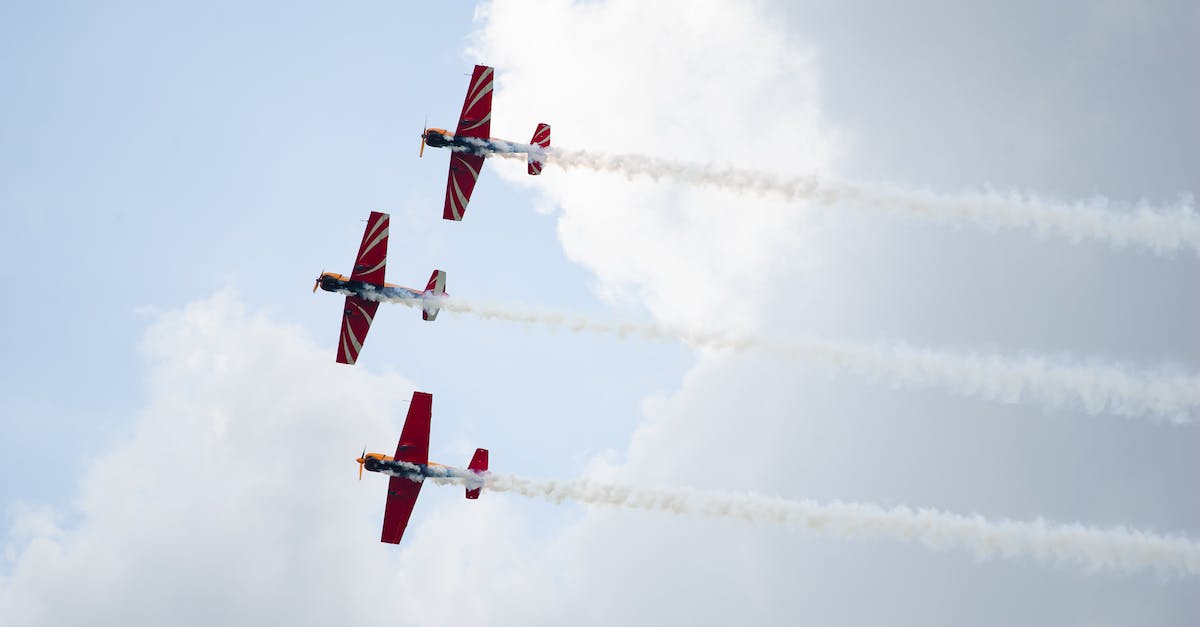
(360, 453), (464, 483)
(317, 272), (423, 300)
(422, 128), (529, 156)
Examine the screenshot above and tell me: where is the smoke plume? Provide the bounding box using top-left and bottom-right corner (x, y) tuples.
(360, 290), (1199, 423)
(464, 139), (1199, 256)
(383, 461), (1200, 576)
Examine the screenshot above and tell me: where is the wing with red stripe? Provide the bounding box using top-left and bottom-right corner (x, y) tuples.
(350, 211), (389, 286)
(455, 65), (493, 140)
(380, 475), (422, 544)
(336, 296), (379, 365)
(442, 152), (486, 221)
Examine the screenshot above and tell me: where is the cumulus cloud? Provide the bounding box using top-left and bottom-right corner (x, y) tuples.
(466, 0), (1200, 625)
(471, 0), (836, 333)
(0, 293), (545, 625)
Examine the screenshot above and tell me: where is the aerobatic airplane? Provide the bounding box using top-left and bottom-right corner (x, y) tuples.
(357, 391), (490, 544)
(420, 64), (551, 221)
(313, 211), (447, 365)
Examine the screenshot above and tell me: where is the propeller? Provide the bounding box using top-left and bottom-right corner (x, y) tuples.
(356, 447), (366, 480)
(419, 116), (428, 158)
(312, 269), (324, 293)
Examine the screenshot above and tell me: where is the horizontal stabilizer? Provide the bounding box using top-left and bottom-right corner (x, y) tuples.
(465, 448), (488, 499)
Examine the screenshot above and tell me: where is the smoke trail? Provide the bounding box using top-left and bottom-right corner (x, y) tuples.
(360, 290), (1200, 422)
(383, 461), (1200, 576)
(464, 139), (1200, 256)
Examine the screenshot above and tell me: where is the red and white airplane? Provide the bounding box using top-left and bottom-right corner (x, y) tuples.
(420, 64), (551, 221)
(313, 211), (447, 365)
(356, 391), (489, 544)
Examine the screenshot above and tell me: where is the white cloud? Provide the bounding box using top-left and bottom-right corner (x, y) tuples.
(0, 293), (549, 626)
(466, 0), (1200, 625)
(472, 0), (836, 333)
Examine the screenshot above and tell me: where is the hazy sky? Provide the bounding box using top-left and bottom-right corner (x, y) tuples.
(1, 1), (1196, 625)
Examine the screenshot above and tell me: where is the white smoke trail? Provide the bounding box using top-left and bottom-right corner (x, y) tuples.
(385, 462), (1200, 576)
(467, 139), (1200, 256)
(362, 291), (1200, 422)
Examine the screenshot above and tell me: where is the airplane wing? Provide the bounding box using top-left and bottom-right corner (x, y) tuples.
(395, 391), (432, 464)
(442, 152), (486, 221)
(379, 392), (434, 544)
(380, 475), (422, 544)
(350, 211), (389, 285)
(336, 296), (380, 365)
(455, 65), (493, 139)
(442, 66), (493, 221)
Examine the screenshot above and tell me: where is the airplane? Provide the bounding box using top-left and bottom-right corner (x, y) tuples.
(313, 211), (447, 365)
(420, 64), (551, 221)
(356, 391), (490, 544)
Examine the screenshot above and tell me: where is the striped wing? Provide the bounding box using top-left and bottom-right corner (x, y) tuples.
(350, 211), (388, 286)
(455, 65), (493, 139)
(442, 152), (486, 221)
(336, 296), (380, 365)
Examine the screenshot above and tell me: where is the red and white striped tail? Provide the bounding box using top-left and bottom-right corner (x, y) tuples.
(421, 269), (446, 321)
(527, 123), (550, 175)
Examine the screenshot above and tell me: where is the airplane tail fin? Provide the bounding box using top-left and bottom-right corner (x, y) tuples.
(421, 270), (447, 321)
(527, 123), (550, 175)
(465, 448), (488, 499)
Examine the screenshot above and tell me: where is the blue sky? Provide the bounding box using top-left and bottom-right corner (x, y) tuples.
(0, 1), (687, 518)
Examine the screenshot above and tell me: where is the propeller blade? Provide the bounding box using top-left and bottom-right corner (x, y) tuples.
(419, 116), (428, 158)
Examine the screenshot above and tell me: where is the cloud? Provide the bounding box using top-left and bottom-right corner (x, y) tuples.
(466, 0), (1200, 624)
(0, 293), (545, 626)
(471, 0), (836, 333)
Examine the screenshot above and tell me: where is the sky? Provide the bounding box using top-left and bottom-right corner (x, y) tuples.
(0, 1), (1197, 625)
